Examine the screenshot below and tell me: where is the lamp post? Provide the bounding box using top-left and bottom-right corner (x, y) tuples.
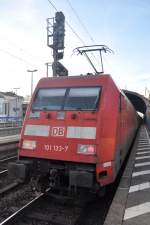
(13, 87), (20, 120)
(27, 69), (38, 96)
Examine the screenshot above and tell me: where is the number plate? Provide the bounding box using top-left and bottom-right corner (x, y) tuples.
(44, 144), (68, 152)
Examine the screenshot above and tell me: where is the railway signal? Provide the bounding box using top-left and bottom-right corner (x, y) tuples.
(53, 12), (65, 51)
(47, 11), (68, 77)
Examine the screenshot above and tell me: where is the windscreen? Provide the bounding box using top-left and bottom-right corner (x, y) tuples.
(64, 87), (100, 110)
(32, 87), (100, 111)
(32, 88), (66, 110)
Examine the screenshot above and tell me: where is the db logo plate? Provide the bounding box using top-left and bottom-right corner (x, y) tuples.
(51, 127), (65, 137)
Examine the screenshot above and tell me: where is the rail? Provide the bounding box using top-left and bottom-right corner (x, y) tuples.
(0, 190), (49, 225)
(0, 169), (7, 175)
(0, 156), (17, 163)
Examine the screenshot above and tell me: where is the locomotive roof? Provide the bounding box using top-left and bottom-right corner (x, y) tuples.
(36, 74), (121, 94)
(38, 74), (116, 85)
(40, 73), (110, 81)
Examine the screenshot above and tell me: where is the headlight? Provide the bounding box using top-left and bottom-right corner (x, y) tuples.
(22, 140), (37, 150)
(77, 144), (96, 155)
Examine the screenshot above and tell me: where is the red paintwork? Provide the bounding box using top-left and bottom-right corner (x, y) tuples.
(19, 74), (138, 187)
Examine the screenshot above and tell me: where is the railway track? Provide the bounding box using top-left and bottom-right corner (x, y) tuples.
(0, 141), (18, 161)
(0, 183), (37, 223)
(0, 170), (7, 176)
(0, 141), (19, 198)
(0, 168), (20, 198)
(0, 156), (17, 163)
(0, 189), (49, 225)
(0, 154), (18, 193)
(0, 155), (17, 164)
(0, 148), (18, 161)
(0, 190), (81, 225)
(0, 141), (18, 170)
(0, 186), (115, 225)
(0, 155), (17, 172)
(0, 134), (19, 156)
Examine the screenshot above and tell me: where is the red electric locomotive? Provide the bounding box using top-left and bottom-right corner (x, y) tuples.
(9, 74), (138, 192)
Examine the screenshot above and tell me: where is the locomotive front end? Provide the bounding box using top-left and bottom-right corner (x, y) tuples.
(9, 77), (104, 192)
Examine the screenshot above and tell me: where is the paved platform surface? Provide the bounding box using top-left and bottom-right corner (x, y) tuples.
(104, 125), (150, 225)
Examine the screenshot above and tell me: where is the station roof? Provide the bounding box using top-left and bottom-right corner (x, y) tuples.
(122, 90), (147, 114)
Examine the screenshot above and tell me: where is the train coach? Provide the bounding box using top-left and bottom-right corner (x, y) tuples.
(9, 74), (139, 193)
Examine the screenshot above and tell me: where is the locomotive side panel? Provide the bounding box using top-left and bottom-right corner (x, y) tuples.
(95, 78), (138, 186)
(113, 93), (138, 179)
(95, 77), (122, 186)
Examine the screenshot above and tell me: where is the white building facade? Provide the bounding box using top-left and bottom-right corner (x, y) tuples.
(0, 92), (24, 121)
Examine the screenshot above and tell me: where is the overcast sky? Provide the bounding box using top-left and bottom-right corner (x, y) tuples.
(0, 0), (150, 97)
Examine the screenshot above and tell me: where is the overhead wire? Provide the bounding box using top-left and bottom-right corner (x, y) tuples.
(0, 48), (35, 67)
(47, 0), (57, 11)
(0, 36), (48, 66)
(65, 0), (100, 68)
(0, 48), (46, 75)
(66, 0), (116, 73)
(66, 0), (97, 45)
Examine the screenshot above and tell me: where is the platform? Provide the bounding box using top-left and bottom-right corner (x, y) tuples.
(104, 124), (150, 225)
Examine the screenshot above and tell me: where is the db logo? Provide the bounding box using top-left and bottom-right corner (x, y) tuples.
(51, 127), (65, 137)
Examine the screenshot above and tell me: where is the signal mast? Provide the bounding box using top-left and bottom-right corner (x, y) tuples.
(46, 12), (68, 77)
